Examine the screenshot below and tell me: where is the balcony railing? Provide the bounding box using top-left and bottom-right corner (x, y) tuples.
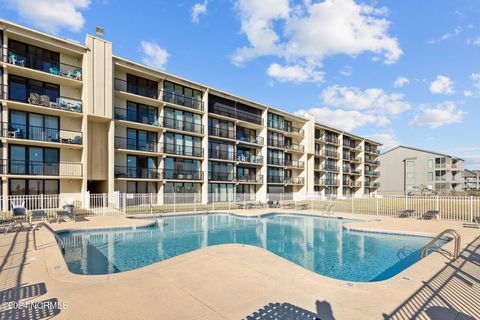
(164, 170), (203, 180)
(114, 166), (163, 179)
(314, 164), (322, 171)
(162, 90), (203, 111)
(267, 158), (284, 166)
(267, 175), (284, 183)
(210, 103), (262, 125)
(343, 181), (355, 187)
(2, 47), (82, 81)
(325, 136), (340, 145)
(165, 143), (203, 157)
(114, 137), (159, 153)
(209, 149), (235, 161)
(6, 86), (82, 113)
(365, 159), (380, 166)
(284, 143), (305, 153)
(267, 176), (304, 184)
(342, 141), (357, 149)
(267, 120), (304, 136)
(113, 107), (160, 126)
(114, 78), (159, 99)
(314, 178), (323, 185)
(323, 179), (340, 186)
(236, 154), (263, 164)
(2, 122), (82, 145)
(209, 172), (235, 181)
(366, 171), (380, 177)
(324, 150), (339, 158)
(208, 126), (235, 139)
(3, 159), (82, 176)
(284, 160), (304, 169)
(285, 176), (304, 185)
(322, 164), (340, 172)
(365, 182), (380, 188)
(164, 117), (203, 134)
(237, 135), (263, 145)
(237, 174), (263, 183)
(365, 148), (380, 155)
(351, 169), (362, 175)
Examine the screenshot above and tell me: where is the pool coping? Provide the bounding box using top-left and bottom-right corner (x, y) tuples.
(38, 210), (458, 287)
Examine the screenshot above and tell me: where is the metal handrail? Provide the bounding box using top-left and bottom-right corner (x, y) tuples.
(33, 222), (65, 252)
(421, 229), (461, 261)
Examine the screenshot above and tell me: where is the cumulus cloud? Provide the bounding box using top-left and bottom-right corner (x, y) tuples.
(340, 66), (352, 77)
(322, 85), (411, 115)
(452, 147), (480, 169)
(367, 133), (400, 151)
(409, 102), (465, 128)
(6, 0), (90, 33)
(232, 0), (402, 83)
(429, 75), (455, 95)
(267, 63), (324, 83)
(393, 76), (409, 88)
(295, 107), (389, 132)
(464, 90), (473, 97)
(191, 0), (208, 23)
(140, 41), (169, 70)
(471, 73), (480, 91)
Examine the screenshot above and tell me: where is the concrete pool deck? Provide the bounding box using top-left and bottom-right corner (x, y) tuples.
(0, 211), (479, 319)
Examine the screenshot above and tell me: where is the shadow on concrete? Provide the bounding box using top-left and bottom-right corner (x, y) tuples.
(244, 300), (335, 320)
(383, 235), (480, 320)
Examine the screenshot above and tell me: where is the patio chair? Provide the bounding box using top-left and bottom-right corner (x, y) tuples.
(28, 93), (41, 105)
(422, 210), (440, 220)
(30, 210), (48, 223)
(56, 204), (75, 223)
(398, 209), (415, 218)
(39, 95), (51, 107)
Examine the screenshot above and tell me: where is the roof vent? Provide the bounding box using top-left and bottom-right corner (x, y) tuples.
(95, 26), (104, 38)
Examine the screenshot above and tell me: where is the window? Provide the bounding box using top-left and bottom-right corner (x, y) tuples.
(126, 155), (157, 179)
(428, 172), (433, 181)
(126, 101), (158, 125)
(208, 183), (234, 202)
(9, 145), (59, 175)
(9, 110), (59, 142)
(164, 132), (202, 156)
(8, 39), (60, 73)
(268, 113), (284, 130)
(208, 161), (234, 181)
(268, 131), (284, 147)
(9, 76), (59, 103)
(209, 141), (234, 160)
(268, 149), (284, 165)
(164, 157), (201, 179)
(164, 182), (201, 203)
(126, 74), (158, 99)
(126, 129), (157, 152)
(428, 159), (433, 169)
(164, 107), (202, 133)
(208, 117), (234, 138)
(236, 126), (257, 143)
(126, 181), (157, 194)
(9, 179), (59, 196)
(406, 160), (415, 167)
(163, 81), (202, 109)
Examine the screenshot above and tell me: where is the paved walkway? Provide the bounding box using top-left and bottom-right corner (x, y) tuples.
(0, 213), (478, 319)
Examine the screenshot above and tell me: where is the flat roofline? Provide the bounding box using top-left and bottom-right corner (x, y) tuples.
(382, 145), (464, 160)
(314, 121), (382, 145)
(0, 19), (87, 52)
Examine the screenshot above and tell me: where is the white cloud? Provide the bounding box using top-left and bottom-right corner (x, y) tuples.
(340, 66), (352, 77)
(191, 0), (208, 23)
(140, 41), (169, 70)
(409, 102), (465, 128)
(322, 85), (411, 115)
(6, 0), (90, 34)
(295, 107), (389, 132)
(267, 63), (324, 83)
(463, 90), (472, 97)
(367, 133), (400, 151)
(393, 76), (409, 88)
(232, 0), (402, 83)
(471, 73), (480, 91)
(429, 75), (455, 95)
(452, 147), (480, 170)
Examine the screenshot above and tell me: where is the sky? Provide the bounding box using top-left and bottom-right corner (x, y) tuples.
(1, 0), (479, 168)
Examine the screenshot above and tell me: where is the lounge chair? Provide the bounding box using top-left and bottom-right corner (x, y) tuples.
(422, 210), (440, 220)
(56, 204), (75, 223)
(30, 210), (48, 223)
(398, 209), (415, 218)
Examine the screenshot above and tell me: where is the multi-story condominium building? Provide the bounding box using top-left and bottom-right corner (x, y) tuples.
(464, 169), (480, 191)
(0, 20), (380, 204)
(378, 146), (465, 195)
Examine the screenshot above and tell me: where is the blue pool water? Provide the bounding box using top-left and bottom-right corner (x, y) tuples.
(58, 213), (446, 282)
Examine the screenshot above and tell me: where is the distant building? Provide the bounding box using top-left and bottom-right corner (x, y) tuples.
(378, 146), (464, 195)
(464, 169), (480, 191)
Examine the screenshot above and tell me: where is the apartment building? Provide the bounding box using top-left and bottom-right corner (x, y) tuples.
(378, 146), (465, 195)
(464, 169), (480, 191)
(0, 20), (381, 204)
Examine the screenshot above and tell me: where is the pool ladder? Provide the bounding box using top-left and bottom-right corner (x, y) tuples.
(421, 229), (461, 261)
(33, 222), (65, 253)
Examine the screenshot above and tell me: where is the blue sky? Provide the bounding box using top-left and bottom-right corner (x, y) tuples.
(2, 0), (479, 168)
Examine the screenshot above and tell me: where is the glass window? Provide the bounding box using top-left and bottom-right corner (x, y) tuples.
(428, 172), (433, 181)
(428, 159), (433, 169)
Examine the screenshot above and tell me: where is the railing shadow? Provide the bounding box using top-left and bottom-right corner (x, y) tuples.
(244, 300), (334, 320)
(383, 235), (480, 320)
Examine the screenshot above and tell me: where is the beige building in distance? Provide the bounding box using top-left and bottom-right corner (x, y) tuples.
(0, 20), (381, 204)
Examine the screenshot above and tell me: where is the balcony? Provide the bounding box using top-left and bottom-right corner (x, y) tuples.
(351, 169), (362, 175)
(164, 170), (203, 180)
(322, 164), (340, 172)
(3, 159), (82, 177)
(342, 141), (357, 149)
(343, 181), (355, 187)
(114, 106), (159, 126)
(164, 117), (203, 134)
(237, 174), (263, 183)
(323, 179), (340, 186)
(209, 126), (235, 139)
(267, 175), (284, 183)
(366, 171), (380, 177)
(114, 137), (159, 153)
(114, 166), (163, 179)
(284, 160), (304, 169)
(365, 159), (380, 166)
(162, 90), (203, 111)
(237, 135), (263, 145)
(314, 164), (323, 171)
(284, 143), (305, 153)
(324, 136), (340, 145)
(210, 103), (262, 125)
(5, 85), (82, 113)
(165, 144), (203, 157)
(209, 149), (235, 161)
(285, 176), (305, 185)
(114, 78), (158, 100)
(2, 122), (83, 145)
(365, 147), (380, 155)
(267, 158), (284, 166)
(3, 47), (82, 81)
(324, 150), (340, 158)
(343, 167), (351, 173)
(236, 154), (263, 164)
(314, 177), (323, 185)
(267, 120), (304, 136)
(209, 172), (235, 181)
(365, 182), (380, 188)
(267, 175), (304, 184)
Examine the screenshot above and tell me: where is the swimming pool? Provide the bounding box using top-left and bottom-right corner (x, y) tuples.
(58, 213), (446, 282)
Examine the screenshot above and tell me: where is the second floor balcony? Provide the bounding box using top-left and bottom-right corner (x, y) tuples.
(164, 169), (203, 180)
(267, 175), (304, 184)
(3, 159), (82, 177)
(114, 137), (159, 153)
(114, 166), (163, 179)
(237, 174), (263, 183)
(2, 122), (82, 145)
(209, 172), (235, 181)
(4, 85), (82, 113)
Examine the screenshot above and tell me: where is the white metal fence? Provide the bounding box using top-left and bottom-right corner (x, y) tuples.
(1, 193), (479, 222)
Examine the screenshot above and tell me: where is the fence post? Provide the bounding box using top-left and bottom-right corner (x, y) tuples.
(436, 195), (439, 211)
(173, 193), (176, 214)
(122, 194), (126, 215)
(376, 197), (379, 216)
(471, 196), (474, 222)
(84, 191), (90, 210)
